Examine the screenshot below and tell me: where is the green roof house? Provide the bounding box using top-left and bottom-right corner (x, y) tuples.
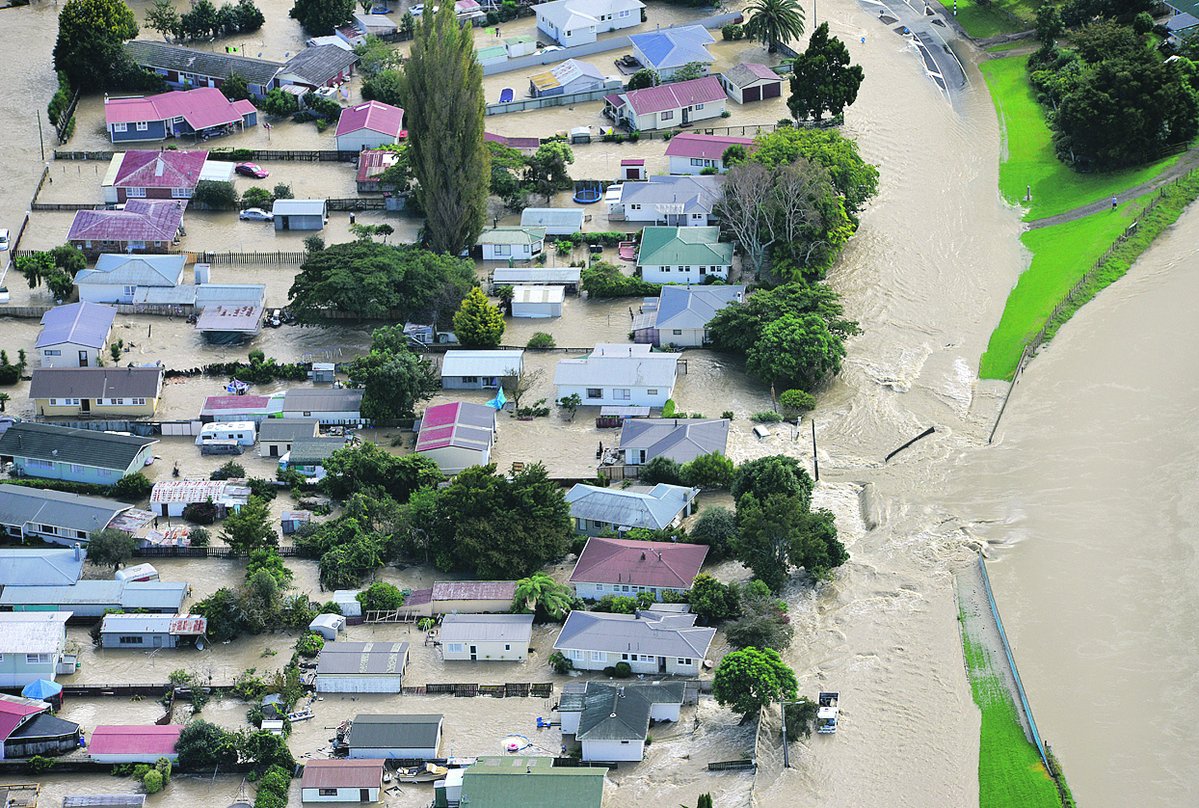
(478, 226), (547, 262)
(635, 226), (733, 285)
(435, 755), (606, 808)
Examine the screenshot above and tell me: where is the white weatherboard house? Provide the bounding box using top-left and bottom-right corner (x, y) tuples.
(440, 350), (524, 390)
(0, 485), (132, 546)
(0, 612), (73, 687)
(478, 226), (546, 261)
(603, 76), (727, 132)
(258, 418), (320, 458)
(565, 482), (698, 534)
(636, 226), (733, 285)
(273, 199), (327, 231)
(665, 132), (755, 175)
(301, 759), (385, 804)
(316, 642), (409, 693)
(554, 343), (679, 408)
(720, 62), (785, 104)
(536, 0), (644, 46)
(346, 714), (443, 759)
(150, 479), (250, 518)
(0, 547), (86, 590)
(74, 254), (186, 304)
(608, 174), (723, 226)
(36, 303), (117, 368)
(439, 613), (534, 661)
(633, 284), (745, 347)
(414, 402), (497, 474)
(528, 59), (608, 98)
(519, 207), (586, 235)
(554, 609), (715, 676)
(511, 284), (565, 319)
(559, 680), (687, 762)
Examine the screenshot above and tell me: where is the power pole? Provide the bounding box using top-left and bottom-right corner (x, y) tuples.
(811, 418), (819, 481)
(36, 110), (45, 161)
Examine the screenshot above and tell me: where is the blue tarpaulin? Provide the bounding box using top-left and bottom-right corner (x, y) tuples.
(22, 679), (62, 700)
(486, 386), (508, 410)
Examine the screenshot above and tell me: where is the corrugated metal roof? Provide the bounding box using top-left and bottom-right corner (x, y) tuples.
(301, 759), (384, 790)
(439, 613), (533, 644)
(554, 610), (715, 660)
(77, 254), (185, 288)
(519, 208), (586, 229)
(431, 580), (516, 602)
(629, 25), (714, 70)
(89, 725), (183, 757)
(616, 418), (729, 463)
(317, 642), (409, 676)
(564, 482), (695, 531)
(575, 681), (686, 741)
(440, 350), (524, 378)
(287, 437), (347, 465)
(653, 284), (744, 331)
(284, 388), (363, 413)
(461, 755), (606, 808)
(36, 303), (116, 350)
(0, 484), (129, 536)
(570, 536), (708, 589)
(272, 199), (327, 217)
(478, 226), (547, 246)
(554, 344), (679, 390)
(513, 285), (565, 305)
(259, 418), (319, 442)
(0, 423), (155, 472)
(346, 713), (442, 749)
(0, 548), (85, 587)
(0, 612), (70, 655)
(0, 580), (186, 611)
(490, 268), (581, 284)
(28, 366), (163, 400)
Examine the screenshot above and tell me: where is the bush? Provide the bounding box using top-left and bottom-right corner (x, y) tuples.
(527, 332), (556, 349)
(192, 180), (239, 211)
(549, 651), (574, 674)
(111, 472), (153, 501)
(211, 461), (246, 480)
(779, 389), (816, 417)
(154, 757), (172, 786)
(722, 410), (735, 420)
(661, 399), (677, 418)
(639, 456), (684, 486)
(295, 632), (324, 658)
(141, 769), (164, 793)
(613, 661), (632, 678)
(581, 261), (660, 299)
(241, 186), (273, 210)
(682, 452), (735, 490)
(751, 411), (784, 423)
(689, 506), (737, 561)
(593, 594), (638, 614)
(721, 23), (744, 40)
(28, 755), (55, 774)
(182, 502), (218, 525)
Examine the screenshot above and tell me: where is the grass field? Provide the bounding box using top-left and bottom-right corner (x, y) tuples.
(978, 203), (1141, 379)
(980, 56), (1182, 221)
(961, 613), (1062, 808)
(949, 0), (1038, 39)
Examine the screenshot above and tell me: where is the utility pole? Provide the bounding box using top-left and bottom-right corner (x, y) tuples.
(781, 701), (791, 768)
(811, 418), (819, 481)
(36, 110), (45, 162)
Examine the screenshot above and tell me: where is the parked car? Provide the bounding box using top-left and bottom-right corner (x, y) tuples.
(539, 45), (564, 54)
(239, 208), (274, 222)
(410, 3), (424, 14)
(0, 229), (9, 251)
(235, 162), (269, 179)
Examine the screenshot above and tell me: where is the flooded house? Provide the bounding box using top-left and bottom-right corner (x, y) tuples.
(0, 485), (137, 546)
(102, 149), (208, 204)
(124, 40), (282, 98)
(35, 302), (116, 368)
(0, 423), (156, 485)
(279, 436), (348, 478)
(603, 76), (727, 132)
(0, 580), (189, 618)
(613, 417), (729, 468)
(149, 478), (250, 518)
(334, 100), (405, 152)
(553, 608), (715, 676)
(66, 200), (185, 257)
(511, 285), (565, 319)
(440, 350), (524, 390)
(345, 713), (443, 759)
(606, 174), (723, 226)
(282, 388), (365, 425)
(559, 681), (686, 762)
(0, 546), (86, 590)
(98, 614), (208, 650)
(629, 25), (715, 80)
(519, 207), (586, 235)
(564, 482), (699, 534)
(300, 759), (385, 804)
(631, 285), (745, 347)
(438, 613), (535, 662)
(635, 225), (733, 284)
(0, 612), (73, 687)
(664, 132), (755, 175)
(477, 226), (546, 261)
(569, 536), (708, 601)
(719, 62), (785, 104)
(535, 0), (644, 45)
(315, 642), (410, 693)
(103, 88), (258, 143)
(28, 365), (164, 417)
(74, 254), (186, 305)
(0, 694), (83, 760)
(258, 418), (320, 458)
(554, 343), (680, 408)
(272, 199), (328, 232)
(437, 756), (606, 808)
(528, 59), (607, 98)
(414, 402), (497, 474)
(88, 725), (184, 764)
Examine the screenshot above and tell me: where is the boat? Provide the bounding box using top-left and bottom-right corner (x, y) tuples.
(816, 691), (840, 734)
(287, 708), (314, 722)
(393, 763), (449, 783)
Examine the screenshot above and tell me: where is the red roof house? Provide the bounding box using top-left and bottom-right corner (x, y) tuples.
(335, 101), (405, 151)
(485, 131), (540, 154)
(301, 759), (385, 802)
(664, 132), (754, 174)
(356, 149), (402, 193)
(67, 200), (186, 257)
(414, 402), (497, 474)
(569, 537), (708, 598)
(89, 725), (183, 763)
(111, 150), (209, 203)
(105, 88), (257, 143)
(604, 76), (728, 132)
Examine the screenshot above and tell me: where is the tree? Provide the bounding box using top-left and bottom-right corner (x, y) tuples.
(175, 721), (239, 771)
(638, 455), (684, 485)
(179, 0), (219, 39)
(580, 261), (660, 298)
(357, 581), (406, 613)
(452, 288), (505, 347)
(733, 455), (813, 509)
(747, 313), (847, 389)
(192, 587), (245, 640)
(779, 388), (815, 417)
(682, 452), (735, 490)
(318, 532), (385, 589)
(233, 0), (265, 32)
(346, 328), (440, 421)
(86, 528), (137, 569)
(323, 441), (443, 501)
(789, 508), (847, 580)
(708, 283), (858, 355)
(259, 89), (298, 118)
(245, 548), (292, 588)
(512, 572), (574, 621)
(745, 0), (805, 53)
(697, 795), (715, 808)
(526, 141), (575, 203)
(722, 144), (748, 168)
(146, 0), (179, 39)
(750, 127), (879, 216)
(1035, 2), (1065, 48)
(714, 647), (798, 719)
(355, 35), (403, 78)
(400, 1), (489, 254)
(671, 61), (708, 82)
(54, 0), (141, 91)
(787, 23), (863, 122)
(221, 496), (278, 554)
(289, 241), (475, 324)
(687, 573), (740, 622)
(725, 588), (794, 650)
(221, 72), (251, 101)
(784, 697), (819, 740)
(211, 460), (246, 480)
(735, 493), (845, 589)
(289, 0), (354, 35)
(689, 506), (737, 560)
(361, 69), (404, 106)
(627, 68), (659, 90)
(192, 180), (239, 211)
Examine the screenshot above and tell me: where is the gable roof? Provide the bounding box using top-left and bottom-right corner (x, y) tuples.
(723, 61), (784, 88)
(636, 226), (732, 267)
(36, 302), (117, 349)
(316, 641), (408, 676)
(536, 0), (645, 31)
(0, 484), (130, 535)
(652, 284), (744, 331)
(440, 350), (525, 378)
(0, 548), (86, 587)
(0, 612), (71, 656)
(439, 613), (534, 644)
(416, 402), (496, 453)
(336, 100), (405, 138)
(564, 482), (696, 530)
(258, 418), (320, 442)
(612, 75), (725, 116)
(286, 437), (347, 465)
(479, 226), (547, 246)
(302, 759), (385, 790)
(277, 44), (359, 86)
(529, 58), (605, 92)
(114, 150), (208, 190)
(76, 254), (185, 288)
(0, 423), (156, 472)
(125, 40), (282, 85)
(29, 366), (163, 400)
(67, 200), (185, 244)
(89, 725), (183, 757)
(0, 695), (49, 744)
(283, 388), (363, 413)
(617, 417), (728, 463)
(554, 343), (679, 390)
(346, 713), (442, 749)
(575, 681), (687, 741)
(0, 580), (187, 612)
(618, 174), (723, 215)
(629, 25), (715, 70)
(461, 755), (606, 808)
(519, 207), (586, 228)
(105, 89), (256, 132)
(432, 580), (517, 602)
(663, 132), (754, 160)
(554, 609), (715, 659)
(570, 536), (708, 589)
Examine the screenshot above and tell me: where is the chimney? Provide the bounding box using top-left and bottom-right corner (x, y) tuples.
(73, 542), (82, 560)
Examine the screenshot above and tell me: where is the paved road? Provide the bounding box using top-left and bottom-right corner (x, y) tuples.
(857, 0), (968, 99)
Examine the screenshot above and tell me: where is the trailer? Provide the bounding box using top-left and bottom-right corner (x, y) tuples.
(817, 691), (839, 734)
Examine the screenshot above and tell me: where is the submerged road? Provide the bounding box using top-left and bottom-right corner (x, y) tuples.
(857, 0), (968, 100)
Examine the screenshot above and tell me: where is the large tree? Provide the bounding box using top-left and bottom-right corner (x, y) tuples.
(221, 496), (278, 555)
(750, 127), (879, 217)
(288, 241), (475, 324)
(745, 0), (805, 53)
(713, 647), (798, 719)
(322, 440), (444, 501)
(512, 572), (575, 621)
(289, 0), (354, 35)
(735, 493), (846, 590)
(526, 142), (575, 204)
(86, 528), (137, 570)
(345, 326), (441, 421)
(54, 0), (141, 91)
(787, 23), (864, 122)
(145, 0), (179, 40)
(732, 455), (813, 509)
(746, 313), (848, 389)
(452, 288), (505, 348)
(400, 1), (489, 253)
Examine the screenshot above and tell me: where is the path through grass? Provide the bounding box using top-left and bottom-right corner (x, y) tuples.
(980, 56), (1181, 221)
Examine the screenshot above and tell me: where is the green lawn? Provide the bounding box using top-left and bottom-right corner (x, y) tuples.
(961, 615), (1062, 808)
(978, 204), (1141, 379)
(949, 0), (1038, 39)
(980, 56), (1182, 221)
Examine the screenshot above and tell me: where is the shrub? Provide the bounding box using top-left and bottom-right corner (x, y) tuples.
(527, 332), (555, 349)
(295, 632), (324, 658)
(28, 755), (55, 774)
(639, 456), (684, 486)
(661, 399), (677, 418)
(182, 501), (217, 525)
(581, 261), (660, 299)
(779, 389), (816, 417)
(192, 180), (239, 211)
(111, 472), (153, 501)
(722, 410), (735, 420)
(142, 769), (163, 793)
(188, 526), (210, 546)
(241, 186), (273, 210)
(721, 23), (744, 40)
(155, 757), (172, 786)
(682, 452), (735, 489)
(211, 461), (246, 480)
(613, 661), (632, 678)
(751, 411), (784, 423)
(593, 594), (638, 614)
(549, 651), (574, 674)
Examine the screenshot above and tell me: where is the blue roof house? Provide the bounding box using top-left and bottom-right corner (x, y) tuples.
(0, 423), (158, 486)
(75, 254), (186, 305)
(36, 303), (117, 368)
(629, 26), (715, 81)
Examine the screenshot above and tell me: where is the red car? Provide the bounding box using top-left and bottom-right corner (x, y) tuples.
(235, 162), (269, 179)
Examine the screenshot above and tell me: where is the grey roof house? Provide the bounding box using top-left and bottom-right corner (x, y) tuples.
(565, 482), (698, 534)
(258, 418), (320, 458)
(554, 609), (715, 676)
(440, 350), (524, 390)
(559, 680), (687, 761)
(438, 613), (534, 662)
(609, 174), (724, 227)
(345, 714), (443, 760)
(0, 423), (157, 486)
(615, 418), (728, 467)
(633, 284), (745, 347)
(0, 546), (86, 589)
(29, 365), (164, 417)
(282, 388), (364, 424)
(629, 25), (715, 80)
(275, 45), (359, 89)
(36, 303), (117, 368)
(125, 40), (283, 96)
(0, 484), (132, 546)
(280, 436), (347, 478)
(0, 580), (189, 617)
(316, 641), (410, 693)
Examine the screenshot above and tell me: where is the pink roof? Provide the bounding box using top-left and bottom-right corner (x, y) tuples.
(90, 725), (183, 756)
(620, 158), (645, 166)
(68, 199), (185, 243)
(740, 62), (781, 81)
(570, 537), (709, 589)
(114, 150), (208, 190)
(618, 76), (726, 116)
(302, 759), (385, 790)
(485, 131), (539, 151)
(105, 88), (254, 132)
(415, 402), (495, 453)
(203, 394), (272, 411)
(336, 100), (405, 139)
(0, 700), (47, 743)
(356, 149), (400, 183)
(664, 132), (754, 160)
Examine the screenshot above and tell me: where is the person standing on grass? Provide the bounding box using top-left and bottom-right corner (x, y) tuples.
(1112, 196), (1118, 210)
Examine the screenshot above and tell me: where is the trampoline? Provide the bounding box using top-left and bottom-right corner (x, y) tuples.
(573, 180), (603, 204)
(499, 88), (514, 103)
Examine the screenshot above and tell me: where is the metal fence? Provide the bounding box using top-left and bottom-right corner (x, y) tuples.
(402, 682), (553, 698)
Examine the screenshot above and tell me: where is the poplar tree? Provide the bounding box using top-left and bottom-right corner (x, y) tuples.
(400, 2), (489, 254)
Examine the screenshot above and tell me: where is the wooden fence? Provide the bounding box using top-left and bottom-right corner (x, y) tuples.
(404, 682), (553, 698)
(326, 197), (387, 211)
(31, 202), (102, 212)
(196, 250), (308, 266)
(205, 149), (359, 163)
(53, 150), (116, 161)
(133, 545), (301, 559)
(55, 88), (81, 144)
(0, 305), (52, 318)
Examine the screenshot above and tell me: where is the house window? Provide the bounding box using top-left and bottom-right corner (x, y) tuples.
(639, 654), (655, 662)
(620, 585), (630, 592)
(695, 103), (705, 110)
(123, 285), (136, 297)
(672, 329), (683, 336)
(504, 644), (511, 651)
(113, 123), (128, 132)
(691, 158), (705, 166)
(590, 650), (605, 662)
(171, 187), (193, 198)
(586, 388), (603, 399)
(26, 653), (50, 664)
(48, 399), (58, 406)
(447, 643), (464, 653)
(621, 653), (630, 661)
(567, 649), (584, 661)
(699, 266), (707, 275)
(318, 789), (338, 797)
(494, 244), (511, 256)
(461, 376), (479, 384)
(119, 636), (144, 645)
(646, 389), (658, 396)
(677, 658), (692, 665)
(662, 111), (674, 120)
(126, 187), (147, 198)
(70, 464), (85, 474)
(629, 203), (641, 211)
(613, 388), (631, 400)
(44, 349), (61, 356)
(135, 122), (149, 131)
(133, 398), (147, 406)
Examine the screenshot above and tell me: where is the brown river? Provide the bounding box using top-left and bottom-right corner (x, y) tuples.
(1, 0), (1196, 805)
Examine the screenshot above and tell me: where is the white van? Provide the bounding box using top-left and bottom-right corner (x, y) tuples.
(0, 229), (9, 251)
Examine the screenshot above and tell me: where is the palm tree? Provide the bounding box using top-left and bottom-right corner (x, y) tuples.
(745, 0), (806, 53)
(512, 572), (574, 621)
